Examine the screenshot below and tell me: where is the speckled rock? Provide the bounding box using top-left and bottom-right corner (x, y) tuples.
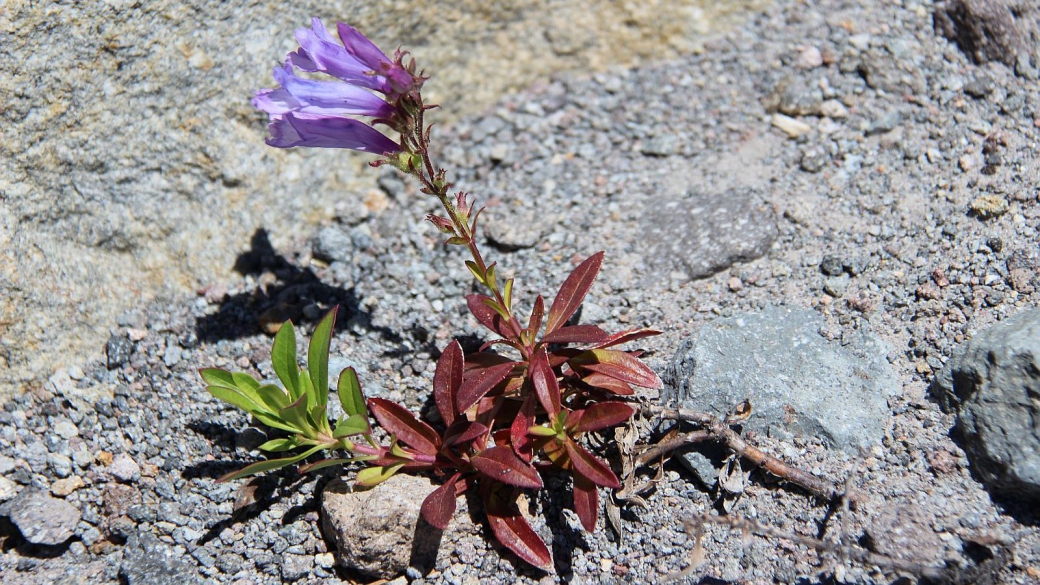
(1, 490), (81, 545)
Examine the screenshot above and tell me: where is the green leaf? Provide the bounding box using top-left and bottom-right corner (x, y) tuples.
(256, 384), (291, 412)
(232, 372), (261, 391)
(298, 369), (316, 411)
(465, 260), (485, 284)
(207, 385), (266, 416)
(503, 278), (514, 311)
(200, 368), (236, 389)
(250, 411), (301, 434)
(308, 308), (337, 409)
(298, 457), (369, 474)
(271, 320), (300, 399)
(278, 395), (313, 437)
(258, 438), (299, 452)
(355, 463), (405, 487)
(307, 404), (329, 435)
(485, 263), (498, 291)
(337, 367), (368, 419)
(217, 444), (328, 483)
(333, 413), (370, 438)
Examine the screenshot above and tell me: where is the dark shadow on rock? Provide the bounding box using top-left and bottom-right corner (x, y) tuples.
(196, 473), (313, 546)
(0, 516), (72, 558)
(194, 228), (359, 343)
(540, 474), (581, 581)
(408, 515), (444, 575)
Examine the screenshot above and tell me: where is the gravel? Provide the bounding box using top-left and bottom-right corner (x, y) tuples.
(1, 0), (1039, 582)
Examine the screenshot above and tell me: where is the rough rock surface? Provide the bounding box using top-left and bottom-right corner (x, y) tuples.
(321, 474), (479, 579)
(0, 0), (762, 399)
(119, 531), (200, 585)
(0, 490), (80, 546)
(661, 305), (899, 451)
(933, 308), (1040, 501)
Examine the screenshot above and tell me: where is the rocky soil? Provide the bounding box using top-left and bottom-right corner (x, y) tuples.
(2, 0), (1039, 583)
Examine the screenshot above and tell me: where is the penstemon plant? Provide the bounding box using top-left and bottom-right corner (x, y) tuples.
(199, 17), (666, 570)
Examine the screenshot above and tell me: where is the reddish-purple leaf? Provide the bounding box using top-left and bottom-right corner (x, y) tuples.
(464, 351), (514, 371)
(471, 446), (543, 489)
(529, 347), (561, 417)
(526, 295), (544, 338)
(581, 372), (634, 396)
(457, 361), (515, 413)
(545, 251), (604, 334)
(443, 421), (489, 448)
(572, 349), (663, 389)
(541, 324), (610, 345)
(510, 395), (537, 461)
(484, 489), (553, 571)
(434, 340), (464, 425)
(593, 328), (662, 349)
(478, 338), (524, 354)
(572, 475), (599, 532)
(565, 439), (621, 489)
(574, 402), (634, 433)
(421, 473), (460, 530)
(368, 398), (441, 456)
(466, 294), (511, 338)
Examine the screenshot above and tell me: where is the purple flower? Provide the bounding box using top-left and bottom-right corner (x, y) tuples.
(253, 18), (420, 153)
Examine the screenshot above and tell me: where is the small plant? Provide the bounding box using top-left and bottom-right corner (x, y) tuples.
(206, 17), (847, 573)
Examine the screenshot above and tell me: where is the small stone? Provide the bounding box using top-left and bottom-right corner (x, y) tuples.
(0, 476), (18, 501)
(959, 154), (976, 172)
(641, 135), (677, 156)
(772, 113), (812, 137)
(108, 453), (141, 483)
(106, 335), (133, 369)
(823, 276), (850, 298)
(796, 46), (823, 69)
(727, 277), (743, 292)
(969, 194), (1009, 219)
(51, 476), (86, 497)
(818, 99), (849, 119)
(126, 328), (148, 342)
(488, 143), (511, 163)
(67, 365), (85, 380)
(0, 490), (81, 545)
(312, 227), (355, 264)
(163, 345), (182, 367)
(281, 554), (314, 582)
(315, 552), (336, 569)
(53, 419), (79, 439)
(799, 147), (828, 173)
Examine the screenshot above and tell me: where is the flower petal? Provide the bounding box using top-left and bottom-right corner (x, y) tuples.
(265, 113), (399, 153)
(292, 18), (385, 91)
(272, 63), (392, 117)
(336, 22), (391, 72)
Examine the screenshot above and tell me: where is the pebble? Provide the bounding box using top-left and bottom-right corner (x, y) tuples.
(969, 194), (1009, 219)
(109, 453), (142, 483)
(0, 475), (18, 501)
(772, 113), (812, 137)
(1, 490), (81, 545)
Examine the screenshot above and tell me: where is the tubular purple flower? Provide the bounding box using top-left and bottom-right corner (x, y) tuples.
(253, 19), (419, 155)
(264, 112), (400, 152)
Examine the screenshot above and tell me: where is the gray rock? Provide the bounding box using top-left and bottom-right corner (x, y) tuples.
(105, 335), (133, 370)
(641, 187), (777, 280)
(641, 136), (678, 157)
(312, 226), (356, 264)
(108, 453), (141, 483)
(119, 531), (199, 585)
(661, 305), (899, 452)
(322, 474), (478, 579)
(932, 309), (1040, 502)
(280, 554), (314, 582)
(0, 489), (81, 545)
(934, 0), (1023, 67)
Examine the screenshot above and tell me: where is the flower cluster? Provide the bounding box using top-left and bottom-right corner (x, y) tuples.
(252, 18), (423, 152)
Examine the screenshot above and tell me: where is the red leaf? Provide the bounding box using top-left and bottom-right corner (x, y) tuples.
(466, 295), (518, 338)
(526, 295), (544, 338)
(434, 340), (464, 426)
(545, 251), (604, 334)
(464, 351), (514, 371)
(529, 347), (561, 417)
(572, 349), (662, 389)
(368, 398), (441, 456)
(510, 395), (537, 461)
(593, 327), (662, 349)
(483, 488), (552, 571)
(581, 372), (634, 396)
(471, 446), (543, 489)
(574, 402), (634, 433)
(443, 421), (489, 448)
(458, 361), (515, 413)
(572, 475), (599, 532)
(541, 324), (610, 345)
(564, 439), (620, 489)
(421, 473), (460, 530)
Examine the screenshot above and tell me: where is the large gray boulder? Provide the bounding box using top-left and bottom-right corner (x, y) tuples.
(661, 305), (900, 453)
(933, 309), (1040, 502)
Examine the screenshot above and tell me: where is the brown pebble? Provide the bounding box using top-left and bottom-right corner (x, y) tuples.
(727, 276), (743, 292)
